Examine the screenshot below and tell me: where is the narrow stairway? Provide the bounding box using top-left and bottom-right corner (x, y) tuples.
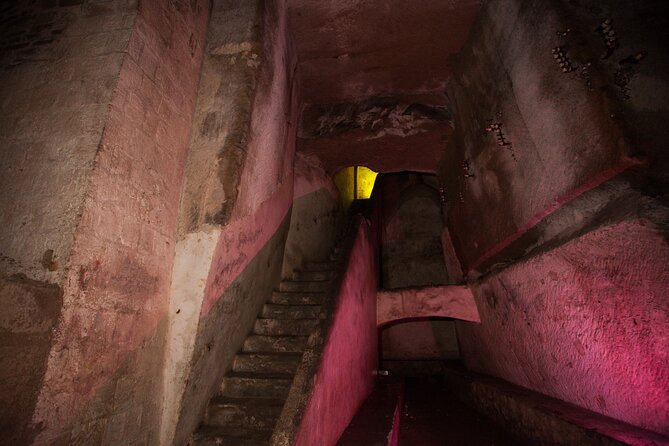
(190, 260), (336, 446)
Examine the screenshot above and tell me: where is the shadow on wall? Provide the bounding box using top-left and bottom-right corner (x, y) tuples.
(374, 172), (460, 365)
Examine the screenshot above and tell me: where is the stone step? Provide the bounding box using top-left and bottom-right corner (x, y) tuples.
(243, 335), (309, 353)
(191, 427), (272, 446)
(269, 291), (323, 305)
(279, 280), (328, 293)
(291, 270), (334, 282)
(203, 397), (283, 430)
(303, 261), (335, 271)
(253, 318), (319, 336)
(232, 353), (302, 375)
(260, 303), (321, 319)
(221, 373), (293, 399)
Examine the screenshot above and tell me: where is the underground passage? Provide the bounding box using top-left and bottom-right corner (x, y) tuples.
(0, 0), (668, 445)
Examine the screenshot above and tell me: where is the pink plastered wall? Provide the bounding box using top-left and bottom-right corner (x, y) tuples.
(457, 219), (669, 435)
(294, 220), (379, 446)
(30, 0), (209, 441)
(293, 153), (339, 201)
(232, 0), (299, 219)
(201, 180), (293, 316)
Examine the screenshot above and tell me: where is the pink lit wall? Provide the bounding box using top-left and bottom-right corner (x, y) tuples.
(457, 219), (669, 436)
(29, 1), (209, 443)
(294, 220), (379, 446)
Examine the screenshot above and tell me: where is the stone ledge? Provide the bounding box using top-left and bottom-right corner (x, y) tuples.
(443, 366), (669, 446)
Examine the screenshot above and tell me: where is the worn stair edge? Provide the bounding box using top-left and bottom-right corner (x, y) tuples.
(260, 303), (321, 319)
(191, 426), (272, 446)
(291, 270), (334, 282)
(232, 352), (302, 375)
(278, 280), (329, 293)
(302, 261), (335, 271)
(220, 372), (294, 399)
(270, 291), (323, 305)
(203, 397), (284, 430)
(253, 318), (319, 336)
(242, 335), (309, 353)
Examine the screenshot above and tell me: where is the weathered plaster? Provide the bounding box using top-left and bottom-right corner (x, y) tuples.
(160, 229), (219, 446)
(0, 275), (63, 444)
(162, 0), (301, 442)
(282, 153), (342, 277)
(377, 285), (479, 327)
(29, 1), (209, 442)
(173, 215), (291, 445)
(0, 0), (137, 283)
(457, 219), (669, 435)
(445, 366), (669, 446)
(438, 0), (641, 271)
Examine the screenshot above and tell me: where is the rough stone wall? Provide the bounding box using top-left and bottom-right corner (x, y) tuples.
(281, 153), (342, 277)
(457, 219), (669, 435)
(440, 0), (669, 436)
(437, 0), (669, 273)
(0, 1), (135, 443)
(1, 0), (210, 443)
(161, 0), (302, 443)
(375, 174), (458, 362)
(0, 1), (136, 283)
(0, 276), (63, 444)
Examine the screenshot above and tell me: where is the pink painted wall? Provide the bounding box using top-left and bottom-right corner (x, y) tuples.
(201, 180), (294, 316)
(294, 220), (379, 446)
(457, 219), (669, 436)
(30, 1), (209, 442)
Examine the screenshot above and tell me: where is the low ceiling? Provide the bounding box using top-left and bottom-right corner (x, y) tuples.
(288, 0), (481, 173)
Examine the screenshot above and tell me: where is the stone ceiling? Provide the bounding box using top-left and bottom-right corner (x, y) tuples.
(288, 0), (481, 173)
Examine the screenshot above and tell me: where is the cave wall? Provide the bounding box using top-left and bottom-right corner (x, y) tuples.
(281, 153), (342, 278)
(376, 174), (459, 362)
(0, 0), (209, 443)
(162, 0), (301, 444)
(0, 5), (139, 439)
(0, 3), (138, 441)
(457, 219), (669, 436)
(440, 0), (669, 435)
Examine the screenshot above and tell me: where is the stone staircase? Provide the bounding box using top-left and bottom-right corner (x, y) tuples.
(190, 261), (336, 446)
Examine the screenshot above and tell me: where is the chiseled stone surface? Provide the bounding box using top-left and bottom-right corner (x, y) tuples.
(164, 0), (302, 444)
(377, 285), (480, 326)
(26, 0), (209, 443)
(0, 0), (137, 284)
(457, 219), (669, 436)
(438, 0), (646, 273)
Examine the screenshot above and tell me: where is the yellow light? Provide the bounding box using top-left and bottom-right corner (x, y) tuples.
(355, 166), (378, 199)
(334, 165), (378, 210)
